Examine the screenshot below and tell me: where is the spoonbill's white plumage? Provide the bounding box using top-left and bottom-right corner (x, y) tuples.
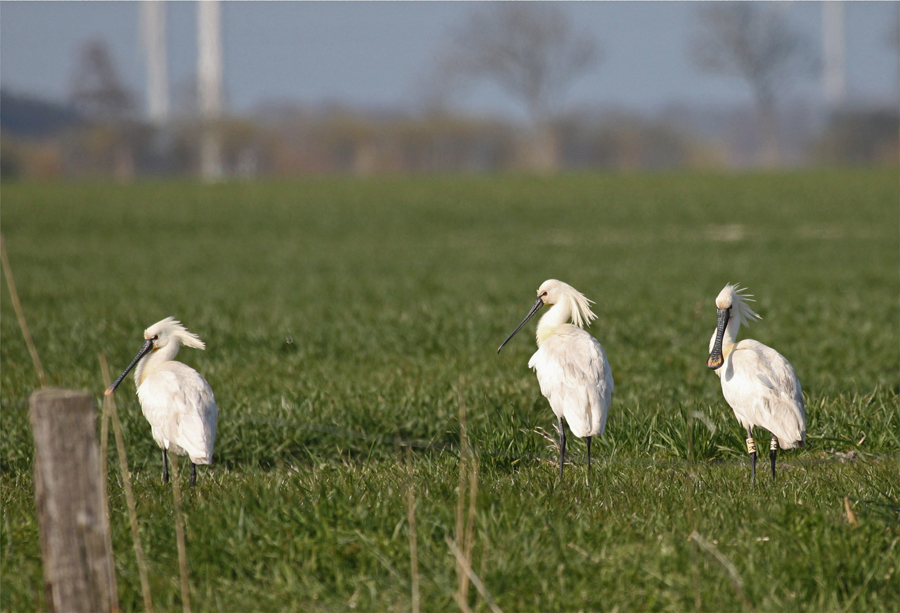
(498, 279), (613, 477)
(707, 284), (805, 482)
(106, 317), (218, 487)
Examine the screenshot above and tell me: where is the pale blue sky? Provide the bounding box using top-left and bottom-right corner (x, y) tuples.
(1, 2), (897, 119)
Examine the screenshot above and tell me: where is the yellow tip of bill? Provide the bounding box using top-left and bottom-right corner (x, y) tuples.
(707, 355), (723, 369)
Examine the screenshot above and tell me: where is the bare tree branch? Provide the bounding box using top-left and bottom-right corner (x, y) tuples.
(431, 4), (601, 124)
(70, 40), (135, 121)
(689, 3), (818, 164)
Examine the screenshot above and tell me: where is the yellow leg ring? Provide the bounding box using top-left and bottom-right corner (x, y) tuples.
(746, 437), (757, 454)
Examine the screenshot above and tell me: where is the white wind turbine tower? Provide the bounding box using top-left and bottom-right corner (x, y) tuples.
(822, 2), (846, 108)
(141, 1), (169, 125)
(198, 0), (224, 180)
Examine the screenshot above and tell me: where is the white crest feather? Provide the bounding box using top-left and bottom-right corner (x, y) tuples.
(721, 283), (761, 327)
(567, 288), (597, 329)
(145, 316), (206, 350)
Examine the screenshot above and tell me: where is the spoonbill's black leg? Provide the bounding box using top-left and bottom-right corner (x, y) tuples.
(746, 427), (757, 484)
(559, 416), (567, 479)
(162, 449), (170, 483)
(770, 436), (779, 482)
(586, 436), (592, 469)
(190, 463), (197, 488)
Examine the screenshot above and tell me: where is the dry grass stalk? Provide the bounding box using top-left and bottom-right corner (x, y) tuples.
(169, 453), (192, 613)
(453, 376), (483, 611)
(566, 542), (600, 564)
(100, 354), (154, 612)
(689, 531), (754, 612)
(462, 453), (478, 600)
(454, 378), (470, 600)
(452, 591), (474, 613)
(406, 447), (420, 613)
(446, 538), (503, 613)
(844, 496), (858, 526)
(0, 235), (47, 387)
(99, 371), (112, 490)
(97, 360), (117, 610)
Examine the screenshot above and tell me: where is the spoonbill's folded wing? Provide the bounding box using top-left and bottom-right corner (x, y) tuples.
(529, 325), (613, 438)
(139, 364), (218, 464)
(724, 340), (805, 447)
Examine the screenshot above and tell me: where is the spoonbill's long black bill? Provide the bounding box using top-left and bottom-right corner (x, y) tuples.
(106, 339), (154, 395)
(707, 307), (730, 370)
(498, 296), (545, 353)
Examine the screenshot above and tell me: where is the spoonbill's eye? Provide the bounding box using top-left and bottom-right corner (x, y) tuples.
(541, 292), (548, 298)
(152, 335), (159, 340)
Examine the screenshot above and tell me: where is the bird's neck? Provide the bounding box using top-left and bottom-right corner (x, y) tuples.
(536, 302), (572, 347)
(721, 314), (742, 358)
(134, 343), (181, 387)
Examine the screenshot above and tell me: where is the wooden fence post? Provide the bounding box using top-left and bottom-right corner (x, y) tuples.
(29, 388), (119, 613)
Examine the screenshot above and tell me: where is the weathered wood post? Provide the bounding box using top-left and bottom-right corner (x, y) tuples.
(29, 388), (119, 613)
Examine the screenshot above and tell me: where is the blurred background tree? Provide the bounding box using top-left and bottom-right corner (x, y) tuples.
(427, 3), (601, 172)
(68, 40), (145, 179)
(690, 3), (818, 167)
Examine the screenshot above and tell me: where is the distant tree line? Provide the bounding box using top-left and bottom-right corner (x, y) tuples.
(1, 3), (897, 181)
(2, 89), (896, 181)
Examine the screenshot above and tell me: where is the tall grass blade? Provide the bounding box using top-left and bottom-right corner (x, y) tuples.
(100, 354), (154, 612)
(0, 235), (47, 387)
(406, 447), (420, 613)
(446, 538), (503, 613)
(169, 453), (191, 613)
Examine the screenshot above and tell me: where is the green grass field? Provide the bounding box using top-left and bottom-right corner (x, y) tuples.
(2, 168), (898, 612)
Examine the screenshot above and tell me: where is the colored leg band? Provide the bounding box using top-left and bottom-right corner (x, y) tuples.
(746, 437), (757, 454)
(770, 438), (778, 451)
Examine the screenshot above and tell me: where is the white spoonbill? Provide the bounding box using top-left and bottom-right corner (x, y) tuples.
(707, 284), (805, 483)
(498, 279), (613, 477)
(106, 317), (218, 487)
